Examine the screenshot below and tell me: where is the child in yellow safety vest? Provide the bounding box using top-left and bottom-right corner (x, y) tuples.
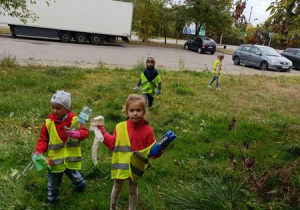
(134, 56), (162, 107)
(97, 94), (161, 210)
(34, 90), (89, 205)
(207, 54), (224, 90)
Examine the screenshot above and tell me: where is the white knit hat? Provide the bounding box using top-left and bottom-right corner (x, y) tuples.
(50, 90), (71, 110)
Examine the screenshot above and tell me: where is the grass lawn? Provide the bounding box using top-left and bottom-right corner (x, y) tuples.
(1, 55), (300, 209)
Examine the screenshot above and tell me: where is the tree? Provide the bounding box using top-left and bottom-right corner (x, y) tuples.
(133, 0), (167, 42)
(156, 5), (173, 44)
(245, 24), (263, 45)
(232, 0), (247, 24)
(0, 0), (51, 23)
(185, 0), (233, 36)
(170, 5), (188, 43)
(266, 0), (300, 46)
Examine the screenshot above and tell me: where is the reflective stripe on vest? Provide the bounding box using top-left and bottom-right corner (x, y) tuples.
(52, 158), (64, 165)
(111, 121), (154, 182)
(48, 143), (64, 150)
(133, 151), (148, 164)
(113, 146), (131, 152)
(47, 141), (82, 151)
(66, 156), (82, 162)
(46, 116), (82, 173)
(112, 163), (130, 170)
(140, 73), (161, 96)
(66, 141), (81, 148)
(212, 59), (222, 75)
(130, 164), (144, 177)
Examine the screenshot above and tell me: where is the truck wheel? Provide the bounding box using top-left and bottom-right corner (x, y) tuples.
(59, 31), (72, 43)
(75, 33), (87, 44)
(90, 34), (104, 45)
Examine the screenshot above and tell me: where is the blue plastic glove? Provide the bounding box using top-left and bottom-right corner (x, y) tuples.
(156, 89), (161, 95)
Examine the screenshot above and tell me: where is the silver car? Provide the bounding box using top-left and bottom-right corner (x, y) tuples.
(232, 44), (292, 72)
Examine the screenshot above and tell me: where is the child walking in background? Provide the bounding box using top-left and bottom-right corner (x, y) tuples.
(98, 94), (159, 210)
(34, 90), (89, 205)
(134, 56), (162, 107)
(207, 54), (224, 90)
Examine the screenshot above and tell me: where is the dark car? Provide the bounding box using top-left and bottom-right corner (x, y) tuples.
(184, 36), (216, 54)
(232, 44), (292, 72)
(281, 48), (300, 69)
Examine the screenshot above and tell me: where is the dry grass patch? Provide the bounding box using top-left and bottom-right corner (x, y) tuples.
(0, 27), (10, 34)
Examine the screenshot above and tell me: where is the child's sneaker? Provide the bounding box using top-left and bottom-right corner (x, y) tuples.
(216, 87), (221, 91)
(207, 85), (212, 88)
(44, 199), (59, 206)
(75, 180), (86, 192)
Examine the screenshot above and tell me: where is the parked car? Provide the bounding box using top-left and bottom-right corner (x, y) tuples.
(232, 44), (293, 72)
(184, 36), (216, 54)
(281, 48), (300, 70)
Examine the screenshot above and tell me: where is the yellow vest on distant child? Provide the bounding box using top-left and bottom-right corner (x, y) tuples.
(111, 121), (155, 182)
(212, 59), (222, 75)
(140, 73), (161, 96)
(46, 116), (82, 173)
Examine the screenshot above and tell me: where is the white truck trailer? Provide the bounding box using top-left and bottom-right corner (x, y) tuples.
(0, 0), (133, 45)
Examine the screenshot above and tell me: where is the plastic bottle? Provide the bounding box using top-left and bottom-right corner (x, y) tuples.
(148, 130), (176, 157)
(65, 106), (93, 142)
(77, 106), (93, 125)
(32, 154), (53, 172)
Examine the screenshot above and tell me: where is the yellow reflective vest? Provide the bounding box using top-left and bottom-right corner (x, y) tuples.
(140, 73), (161, 96)
(111, 121), (155, 182)
(46, 116), (82, 173)
(212, 59), (222, 75)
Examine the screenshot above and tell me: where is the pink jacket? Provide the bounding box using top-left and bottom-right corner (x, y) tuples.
(101, 119), (155, 151)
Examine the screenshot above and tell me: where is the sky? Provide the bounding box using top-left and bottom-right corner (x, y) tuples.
(242, 0), (274, 25)
(171, 0), (275, 25)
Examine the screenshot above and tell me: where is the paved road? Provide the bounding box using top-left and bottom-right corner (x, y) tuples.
(1, 33), (299, 76)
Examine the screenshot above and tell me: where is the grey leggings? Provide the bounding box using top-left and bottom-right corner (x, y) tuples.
(110, 179), (138, 210)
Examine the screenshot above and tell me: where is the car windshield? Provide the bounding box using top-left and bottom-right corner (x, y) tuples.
(203, 38), (215, 44)
(260, 47), (280, 56)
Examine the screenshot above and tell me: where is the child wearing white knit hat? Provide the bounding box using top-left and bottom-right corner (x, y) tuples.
(50, 90), (71, 110)
(34, 90), (89, 205)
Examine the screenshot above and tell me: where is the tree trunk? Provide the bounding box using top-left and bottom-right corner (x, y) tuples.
(164, 26), (167, 44)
